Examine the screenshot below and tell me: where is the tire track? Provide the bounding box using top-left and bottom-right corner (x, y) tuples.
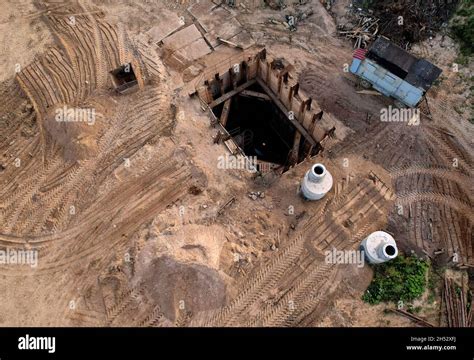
(396, 191), (473, 222)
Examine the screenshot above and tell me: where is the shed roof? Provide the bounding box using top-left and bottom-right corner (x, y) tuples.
(366, 37), (442, 91)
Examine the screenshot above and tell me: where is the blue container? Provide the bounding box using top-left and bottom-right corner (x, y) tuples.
(350, 58), (423, 107)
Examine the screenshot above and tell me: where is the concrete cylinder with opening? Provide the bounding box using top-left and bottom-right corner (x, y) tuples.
(361, 231), (398, 264)
(301, 163), (333, 200)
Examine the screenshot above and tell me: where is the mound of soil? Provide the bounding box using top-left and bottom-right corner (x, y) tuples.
(144, 256), (227, 322)
(43, 95), (115, 162)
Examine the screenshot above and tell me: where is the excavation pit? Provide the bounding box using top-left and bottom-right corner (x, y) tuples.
(197, 49), (328, 174)
(110, 63), (138, 94)
(211, 83), (295, 166)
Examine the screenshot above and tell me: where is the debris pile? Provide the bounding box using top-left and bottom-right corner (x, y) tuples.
(337, 9), (379, 48)
(264, 0), (314, 32)
(265, 0), (287, 11)
(338, 0), (460, 49)
(266, 8), (314, 31)
(248, 191), (265, 200)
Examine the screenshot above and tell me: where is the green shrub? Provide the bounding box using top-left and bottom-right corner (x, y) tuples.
(363, 254), (429, 305)
(450, 0), (474, 57)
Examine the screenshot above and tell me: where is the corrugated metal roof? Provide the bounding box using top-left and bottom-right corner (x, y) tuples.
(353, 48), (367, 60)
(366, 37), (442, 91)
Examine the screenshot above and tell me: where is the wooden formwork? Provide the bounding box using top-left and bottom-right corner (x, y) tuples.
(196, 48), (334, 165)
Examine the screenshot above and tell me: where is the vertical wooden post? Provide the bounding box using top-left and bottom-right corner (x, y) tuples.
(265, 61), (271, 84)
(293, 83), (299, 97)
(303, 111), (323, 158)
(204, 80), (213, 102)
(241, 61), (249, 82)
(299, 99), (307, 120)
(278, 69), (289, 92)
(229, 67), (237, 89)
(278, 73), (284, 94)
(256, 53), (261, 79)
(215, 73), (225, 96)
(288, 84), (297, 108)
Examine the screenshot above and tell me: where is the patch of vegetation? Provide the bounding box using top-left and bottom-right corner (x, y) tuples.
(450, 0), (474, 57)
(455, 53), (470, 66)
(407, 305), (422, 314)
(359, 0), (376, 8)
(363, 254), (429, 305)
(431, 75), (445, 87)
(454, 105), (465, 114)
(427, 266), (443, 304)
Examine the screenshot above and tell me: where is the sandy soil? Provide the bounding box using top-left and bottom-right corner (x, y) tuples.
(0, 1), (53, 83)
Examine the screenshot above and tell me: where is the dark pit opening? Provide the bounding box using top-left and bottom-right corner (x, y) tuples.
(110, 63), (138, 91)
(385, 245), (396, 256)
(313, 165), (324, 175)
(212, 83), (295, 166)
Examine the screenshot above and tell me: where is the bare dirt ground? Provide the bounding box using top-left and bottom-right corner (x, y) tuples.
(0, 0), (472, 327)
